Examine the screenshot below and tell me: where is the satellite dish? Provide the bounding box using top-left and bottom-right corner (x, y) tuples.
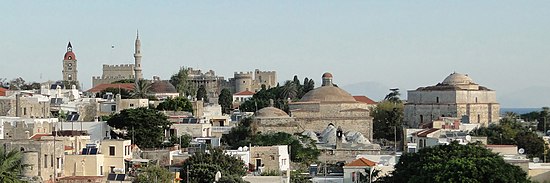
(238, 147), (243, 151)
(518, 148), (525, 154)
(243, 146), (249, 151)
(465, 135), (472, 142)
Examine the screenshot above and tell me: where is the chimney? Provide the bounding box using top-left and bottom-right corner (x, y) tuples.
(15, 94), (21, 117)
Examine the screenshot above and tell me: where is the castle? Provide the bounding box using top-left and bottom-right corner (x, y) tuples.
(91, 31), (143, 88)
(230, 69), (277, 93)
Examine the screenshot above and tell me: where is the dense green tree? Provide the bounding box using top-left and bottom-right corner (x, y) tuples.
(196, 85), (208, 101)
(536, 107), (550, 132)
(384, 88), (402, 104)
(290, 171), (312, 183)
(131, 79), (151, 99)
(516, 131), (546, 159)
(170, 67), (197, 97)
(107, 108), (171, 148)
(280, 81), (298, 100)
(302, 77), (315, 96)
(218, 88), (233, 114)
(135, 165), (174, 183)
(0, 148), (27, 183)
(180, 148), (247, 183)
(370, 101), (404, 141)
(222, 118), (254, 149)
(383, 142), (530, 183)
(96, 87), (132, 99)
(156, 97), (193, 112)
(252, 132), (320, 165)
(167, 134), (192, 148)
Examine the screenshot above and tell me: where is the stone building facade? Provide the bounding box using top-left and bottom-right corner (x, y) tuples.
(0, 93), (51, 118)
(91, 64), (136, 87)
(186, 68), (228, 102)
(404, 72), (500, 128)
(289, 73), (374, 141)
(1, 139), (65, 182)
(231, 69), (277, 93)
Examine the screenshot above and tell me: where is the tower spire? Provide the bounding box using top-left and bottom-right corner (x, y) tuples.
(134, 30), (143, 85)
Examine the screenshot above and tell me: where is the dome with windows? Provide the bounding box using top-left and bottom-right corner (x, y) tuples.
(300, 73), (357, 103)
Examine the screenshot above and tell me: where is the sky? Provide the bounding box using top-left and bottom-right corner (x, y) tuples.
(1, 1), (549, 108)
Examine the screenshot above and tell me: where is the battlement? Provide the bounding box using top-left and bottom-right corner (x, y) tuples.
(254, 69), (276, 75)
(103, 64), (135, 70)
(234, 72), (253, 78)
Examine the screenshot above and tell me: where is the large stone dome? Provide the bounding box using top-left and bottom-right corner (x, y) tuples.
(300, 72), (356, 103)
(256, 107), (290, 118)
(150, 80), (177, 93)
(300, 86), (356, 102)
(442, 72), (474, 85)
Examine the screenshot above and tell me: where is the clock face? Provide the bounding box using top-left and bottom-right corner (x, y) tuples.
(68, 63), (72, 67)
(68, 56), (72, 60)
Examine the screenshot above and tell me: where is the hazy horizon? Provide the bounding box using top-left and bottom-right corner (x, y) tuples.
(1, 1), (549, 108)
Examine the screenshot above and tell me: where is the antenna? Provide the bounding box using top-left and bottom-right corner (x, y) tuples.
(518, 148), (525, 154)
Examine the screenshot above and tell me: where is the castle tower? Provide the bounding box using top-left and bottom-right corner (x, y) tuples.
(134, 30), (143, 84)
(62, 42), (78, 83)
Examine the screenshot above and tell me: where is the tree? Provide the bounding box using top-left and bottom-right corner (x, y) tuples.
(370, 101), (404, 141)
(96, 87), (132, 99)
(0, 148), (26, 183)
(357, 167), (382, 183)
(384, 88), (401, 104)
(302, 78), (315, 95)
(156, 97), (193, 112)
(8, 77), (26, 90)
(516, 131), (545, 159)
(219, 88), (233, 114)
(170, 67), (196, 97)
(222, 118), (254, 149)
(135, 165), (174, 183)
(536, 107), (550, 133)
(252, 132), (320, 165)
(196, 85), (208, 101)
(180, 148), (247, 183)
(280, 81), (298, 100)
(107, 108), (171, 148)
(383, 142), (530, 183)
(132, 79), (151, 99)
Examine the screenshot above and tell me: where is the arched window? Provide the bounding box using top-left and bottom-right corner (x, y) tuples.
(436, 97), (439, 103)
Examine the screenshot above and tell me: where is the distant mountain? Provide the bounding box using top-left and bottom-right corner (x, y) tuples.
(498, 86), (550, 108)
(341, 81), (390, 102)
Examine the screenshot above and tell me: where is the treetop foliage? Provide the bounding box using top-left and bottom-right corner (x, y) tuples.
(384, 141), (530, 183)
(107, 107), (171, 148)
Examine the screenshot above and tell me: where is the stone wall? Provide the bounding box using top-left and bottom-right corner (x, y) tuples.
(1, 139), (65, 182)
(250, 146), (281, 172)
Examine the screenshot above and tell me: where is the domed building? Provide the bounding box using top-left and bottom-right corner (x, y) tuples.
(288, 73), (373, 141)
(404, 72), (500, 128)
(253, 99), (298, 133)
(149, 77), (179, 100)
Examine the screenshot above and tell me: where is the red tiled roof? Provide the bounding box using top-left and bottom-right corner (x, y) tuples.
(30, 133), (51, 140)
(86, 83), (135, 93)
(0, 88), (7, 96)
(234, 90), (255, 96)
(346, 158), (376, 167)
(415, 128), (439, 137)
(353, 96), (377, 104)
(65, 146), (74, 150)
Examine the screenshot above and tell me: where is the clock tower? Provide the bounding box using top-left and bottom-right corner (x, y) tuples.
(62, 42), (78, 85)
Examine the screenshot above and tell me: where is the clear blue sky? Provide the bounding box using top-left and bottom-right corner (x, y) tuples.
(1, 1), (549, 107)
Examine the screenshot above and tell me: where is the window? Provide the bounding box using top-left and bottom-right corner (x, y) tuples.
(475, 97), (478, 103)
(57, 158), (60, 169)
(110, 166), (115, 173)
(51, 155), (54, 167)
(44, 155), (48, 168)
(68, 74), (72, 81)
(436, 97), (439, 103)
(124, 146), (127, 156)
(100, 166), (103, 175)
(111, 105), (116, 112)
(109, 146), (115, 156)
(130, 104), (134, 107)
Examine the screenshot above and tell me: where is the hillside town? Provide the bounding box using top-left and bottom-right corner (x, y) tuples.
(1, 32), (550, 183)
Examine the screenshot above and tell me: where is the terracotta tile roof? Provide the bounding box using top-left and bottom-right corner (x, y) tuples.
(0, 88), (7, 96)
(346, 158), (376, 167)
(65, 146), (74, 150)
(415, 128), (439, 137)
(353, 96), (377, 104)
(234, 90), (255, 96)
(30, 133), (51, 140)
(86, 83), (135, 93)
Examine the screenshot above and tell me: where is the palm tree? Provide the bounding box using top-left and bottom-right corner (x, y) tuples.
(280, 81), (298, 100)
(384, 88), (401, 104)
(132, 79), (151, 99)
(0, 148), (26, 183)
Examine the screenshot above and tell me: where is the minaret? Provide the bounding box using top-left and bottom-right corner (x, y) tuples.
(134, 30), (143, 84)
